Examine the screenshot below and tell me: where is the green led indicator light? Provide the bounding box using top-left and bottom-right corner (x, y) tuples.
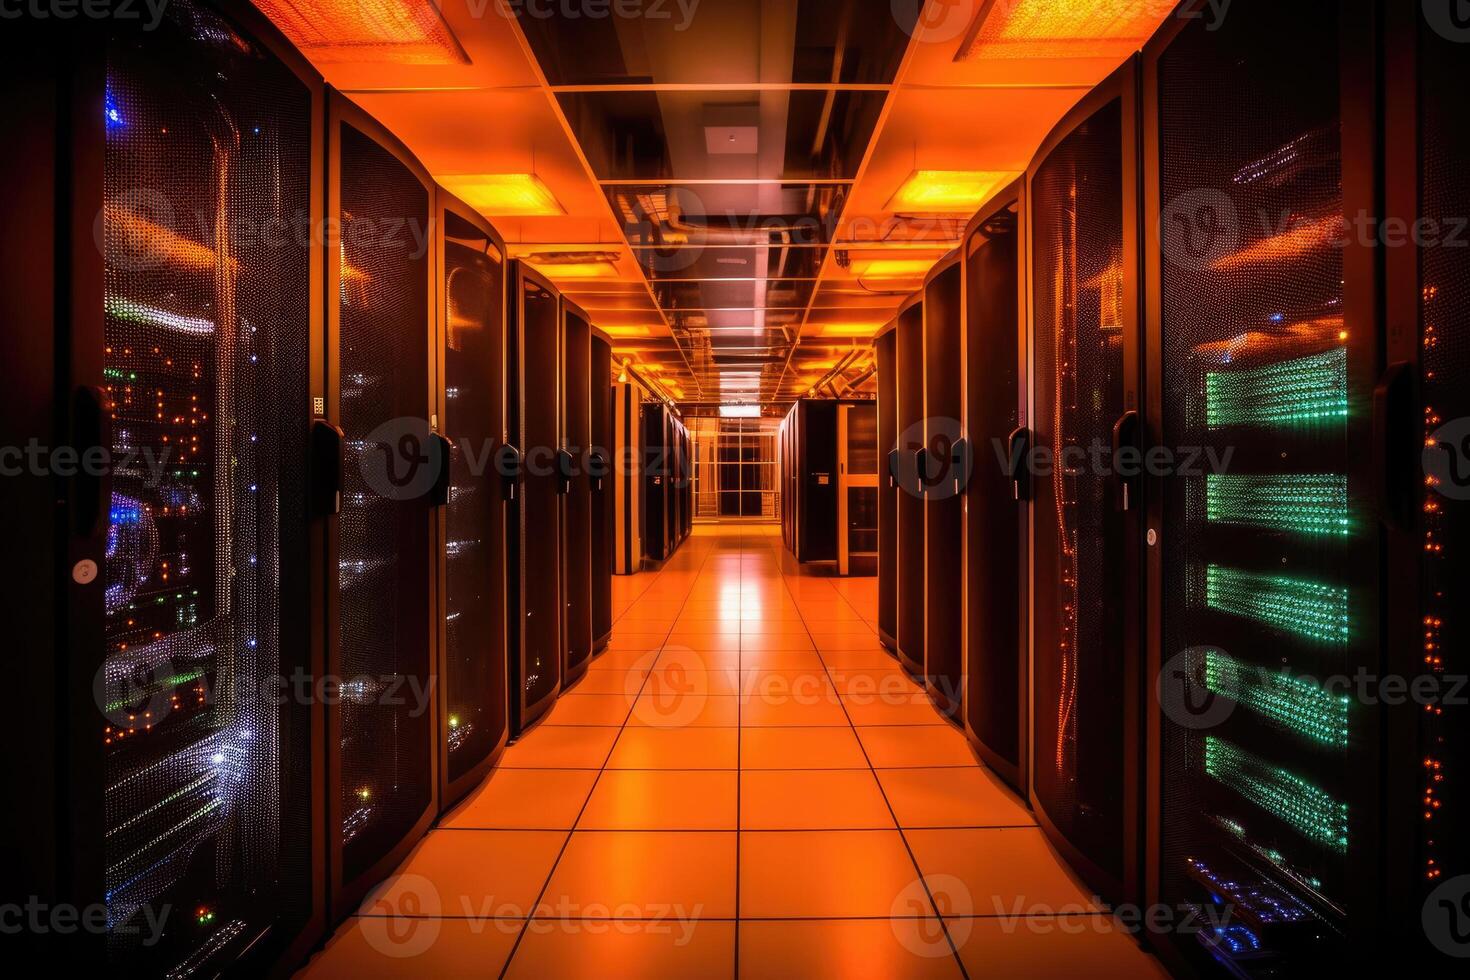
(1205, 348), (1348, 429)
(1203, 649), (1350, 747)
(1204, 474), (1350, 537)
(1204, 565), (1350, 645)
(1204, 737), (1348, 852)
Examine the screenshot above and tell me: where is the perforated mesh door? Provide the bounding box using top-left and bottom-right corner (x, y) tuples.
(563, 310), (593, 675)
(1030, 97), (1127, 882)
(895, 303), (926, 672)
(100, 4), (313, 971)
(1157, 4), (1354, 966)
(515, 276), (562, 727)
(590, 337), (614, 643)
(876, 331), (898, 641)
(336, 122), (432, 880)
(924, 263), (964, 712)
(964, 205), (1023, 776)
(1418, 7), (1470, 943)
(442, 213), (506, 784)
(643, 407), (667, 556)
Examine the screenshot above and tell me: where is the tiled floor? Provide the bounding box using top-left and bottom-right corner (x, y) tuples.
(299, 525), (1165, 979)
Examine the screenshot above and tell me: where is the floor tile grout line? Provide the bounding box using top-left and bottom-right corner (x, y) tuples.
(497, 535), (718, 978)
(773, 543), (972, 980)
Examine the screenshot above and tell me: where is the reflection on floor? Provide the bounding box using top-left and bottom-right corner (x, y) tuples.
(299, 524), (1166, 978)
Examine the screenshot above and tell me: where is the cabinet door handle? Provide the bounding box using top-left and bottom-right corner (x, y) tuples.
(309, 418), (345, 518)
(1111, 410), (1140, 512)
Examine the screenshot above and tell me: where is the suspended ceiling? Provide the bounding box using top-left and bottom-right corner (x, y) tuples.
(254, 0), (1177, 412)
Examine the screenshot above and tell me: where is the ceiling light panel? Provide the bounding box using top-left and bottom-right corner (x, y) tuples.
(956, 0), (1179, 62)
(885, 170), (1016, 216)
(436, 174), (566, 217)
(252, 0), (468, 65)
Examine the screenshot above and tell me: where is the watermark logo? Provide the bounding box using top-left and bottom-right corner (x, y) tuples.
(1160, 189), (1239, 271)
(1157, 646), (1237, 731)
(99, 188), (176, 273)
(95, 655), (178, 731)
(895, 416), (970, 501)
(360, 874), (443, 958)
(1426, 417), (1470, 502)
(360, 417), (440, 502)
(628, 647), (709, 729)
(892, 875), (972, 957)
(1424, 875), (1470, 957)
(891, 0), (971, 44)
(1424, 0), (1470, 42)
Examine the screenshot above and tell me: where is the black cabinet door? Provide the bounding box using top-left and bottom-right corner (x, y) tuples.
(439, 203), (507, 804)
(895, 300), (926, 677)
(876, 329), (898, 649)
(563, 307), (593, 682)
(591, 336), (614, 649)
(1028, 61), (1140, 905)
(923, 259), (964, 717)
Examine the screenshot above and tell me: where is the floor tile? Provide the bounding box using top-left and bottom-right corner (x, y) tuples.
(628, 693), (741, 729)
(299, 917), (519, 978)
(578, 770), (738, 831)
(737, 919), (963, 980)
(904, 828), (1105, 915)
(842, 698), (945, 727)
(544, 694), (636, 727)
(502, 726), (621, 769)
(739, 697), (850, 728)
(441, 769), (599, 830)
(506, 920), (736, 980)
(360, 830), (566, 918)
(606, 727), (740, 769)
(855, 725), (978, 769)
(949, 916), (1168, 979)
(740, 770), (895, 830)
(739, 727), (870, 770)
(875, 767), (1035, 828)
(740, 830), (926, 919)
(540, 831), (738, 919)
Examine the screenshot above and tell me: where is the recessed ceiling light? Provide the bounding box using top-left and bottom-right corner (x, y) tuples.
(437, 174), (565, 217)
(253, 0), (469, 65)
(720, 405), (761, 418)
(857, 258), (935, 281)
(885, 170), (1015, 216)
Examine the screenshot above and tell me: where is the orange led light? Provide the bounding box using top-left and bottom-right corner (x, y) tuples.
(816, 323), (885, 338)
(436, 174), (566, 217)
(251, 0), (468, 65)
(526, 262), (618, 280)
(1211, 215), (1343, 271)
(857, 259), (934, 281)
(599, 325), (655, 338)
(956, 0), (1178, 62)
(885, 170), (1015, 216)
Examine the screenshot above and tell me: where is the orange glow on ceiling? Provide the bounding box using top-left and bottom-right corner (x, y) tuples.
(815, 323), (885, 338)
(526, 262), (620, 280)
(884, 170), (1015, 216)
(956, 0), (1179, 61)
(251, 0), (468, 65)
(599, 325), (655, 338)
(436, 174), (566, 217)
(857, 258), (935, 281)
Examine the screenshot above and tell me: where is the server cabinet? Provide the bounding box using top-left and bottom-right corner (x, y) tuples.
(506, 262), (564, 735)
(613, 382), (644, 573)
(436, 194), (508, 811)
(328, 92), (439, 917)
(563, 303), (594, 684)
(894, 296), (927, 677)
(837, 402), (880, 576)
(924, 255), (965, 718)
(876, 326), (899, 650)
(642, 404), (668, 561)
(1143, 2), (1433, 974)
(1, 3), (328, 969)
(961, 184), (1029, 794)
(1027, 57), (1143, 907)
(1384, 7), (1470, 962)
(590, 334), (614, 651)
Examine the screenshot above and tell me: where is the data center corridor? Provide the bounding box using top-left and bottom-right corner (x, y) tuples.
(298, 525), (1164, 979)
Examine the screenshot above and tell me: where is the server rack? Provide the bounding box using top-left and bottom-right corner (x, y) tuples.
(590, 333), (614, 652)
(1383, 7), (1470, 962)
(924, 254), (965, 718)
(961, 182), (1029, 794)
(327, 90), (440, 919)
(876, 326), (900, 650)
(505, 262), (564, 735)
(562, 302), (593, 685)
(1143, 2), (1453, 974)
(613, 381), (644, 574)
(641, 403), (668, 562)
(435, 192), (508, 812)
(1, 3), (329, 969)
(1026, 56), (1144, 908)
(837, 401), (880, 576)
(894, 295), (927, 677)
